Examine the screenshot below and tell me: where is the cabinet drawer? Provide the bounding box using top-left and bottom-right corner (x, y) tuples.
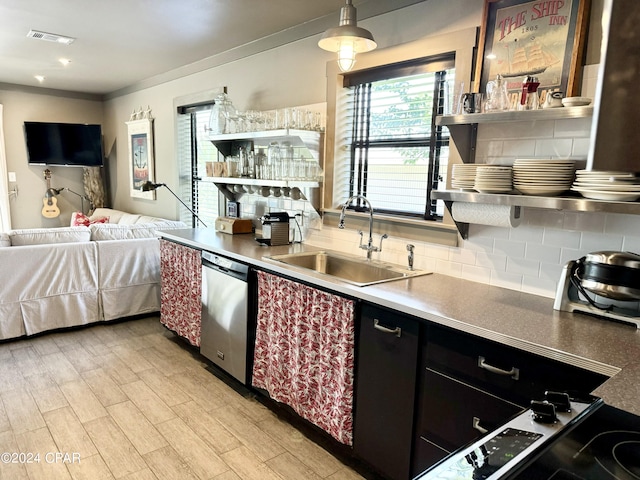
(415, 369), (523, 453)
(424, 324), (607, 406)
(411, 436), (449, 478)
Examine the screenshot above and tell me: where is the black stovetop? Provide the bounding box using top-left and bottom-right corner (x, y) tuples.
(512, 404), (640, 480)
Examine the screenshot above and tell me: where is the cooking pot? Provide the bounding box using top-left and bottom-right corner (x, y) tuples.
(573, 251), (640, 301)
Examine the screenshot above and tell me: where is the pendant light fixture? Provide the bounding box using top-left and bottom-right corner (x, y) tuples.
(318, 0), (377, 72)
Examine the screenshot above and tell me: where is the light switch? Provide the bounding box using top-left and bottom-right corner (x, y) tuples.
(8, 172), (16, 182)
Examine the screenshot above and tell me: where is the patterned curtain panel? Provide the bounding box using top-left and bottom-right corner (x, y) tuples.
(252, 271), (356, 445)
(159, 239), (202, 346)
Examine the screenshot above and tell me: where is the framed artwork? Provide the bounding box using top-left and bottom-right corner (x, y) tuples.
(126, 118), (155, 199)
(475, 0), (591, 100)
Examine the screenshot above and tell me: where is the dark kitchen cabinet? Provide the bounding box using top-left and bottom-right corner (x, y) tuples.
(411, 323), (608, 477)
(354, 303), (420, 480)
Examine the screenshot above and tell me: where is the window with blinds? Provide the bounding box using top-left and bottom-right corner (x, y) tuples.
(337, 56), (454, 219)
(176, 104), (220, 226)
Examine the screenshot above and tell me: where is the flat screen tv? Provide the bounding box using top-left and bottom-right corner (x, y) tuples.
(24, 121), (104, 167)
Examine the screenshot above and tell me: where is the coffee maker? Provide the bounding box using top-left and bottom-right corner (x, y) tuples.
(256, 212), (290, 246)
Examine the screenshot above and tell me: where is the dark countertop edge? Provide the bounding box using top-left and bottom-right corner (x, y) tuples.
(159, 228), (640, 416)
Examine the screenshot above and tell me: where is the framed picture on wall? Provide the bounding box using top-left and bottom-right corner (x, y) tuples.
(126, 118), (155, 199)
(475, 0), (591, 100)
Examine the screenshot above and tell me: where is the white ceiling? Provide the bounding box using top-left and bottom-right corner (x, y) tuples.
(0, 0), (406, 97)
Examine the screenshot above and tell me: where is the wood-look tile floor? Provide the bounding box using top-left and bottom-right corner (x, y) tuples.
(0, 316), (367, 480)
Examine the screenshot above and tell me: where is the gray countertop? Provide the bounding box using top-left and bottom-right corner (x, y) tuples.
(159, 228), (640, 416)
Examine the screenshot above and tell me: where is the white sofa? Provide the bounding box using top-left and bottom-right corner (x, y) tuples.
(0, 208), (186, 341)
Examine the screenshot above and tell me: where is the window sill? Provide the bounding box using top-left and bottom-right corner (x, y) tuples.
(322, 209), (459, 247)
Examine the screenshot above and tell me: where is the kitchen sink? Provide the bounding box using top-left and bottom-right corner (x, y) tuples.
(265, 250), (431, 286)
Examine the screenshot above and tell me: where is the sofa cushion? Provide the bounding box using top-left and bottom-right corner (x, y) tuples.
(90, 208), (140, 225)
(10, 226), (91, 246)
(71, 211), (110, 227)
(0, 232), (10, 247)
(90, 223), (167, 240)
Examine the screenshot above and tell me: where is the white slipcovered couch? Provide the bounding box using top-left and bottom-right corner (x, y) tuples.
(0, 208), (186, 341)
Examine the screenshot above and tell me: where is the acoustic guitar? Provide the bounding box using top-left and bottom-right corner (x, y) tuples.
(42, 169), (61, 218)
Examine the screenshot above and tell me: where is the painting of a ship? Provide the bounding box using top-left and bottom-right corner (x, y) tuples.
(500, 39), (560, 78)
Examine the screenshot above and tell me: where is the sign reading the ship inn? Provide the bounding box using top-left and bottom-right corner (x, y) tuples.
(476, 0), (591, 99)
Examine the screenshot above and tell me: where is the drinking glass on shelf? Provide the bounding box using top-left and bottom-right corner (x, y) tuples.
(222, 109), (237, 134)
(235, 111), (247, 133)
(268, 142), (281, 179)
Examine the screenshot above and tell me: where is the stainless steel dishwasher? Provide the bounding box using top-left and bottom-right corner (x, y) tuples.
(200, 250), (249, 384)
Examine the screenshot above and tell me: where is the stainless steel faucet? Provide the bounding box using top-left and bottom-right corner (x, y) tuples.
(338, 195), (387, 260)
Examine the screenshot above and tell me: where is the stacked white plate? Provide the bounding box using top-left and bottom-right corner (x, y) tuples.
(512, 159), (576, 196)
(474, 166), (513, 194)
(571, 170), (640, 201)
(452, 164), (480, 190)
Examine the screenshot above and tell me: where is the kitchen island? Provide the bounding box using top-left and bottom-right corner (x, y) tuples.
(159, 227), (640, 418)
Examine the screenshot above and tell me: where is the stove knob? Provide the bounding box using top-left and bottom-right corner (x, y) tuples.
(531, 400), (557, 423)
(545, 391), (571, 412)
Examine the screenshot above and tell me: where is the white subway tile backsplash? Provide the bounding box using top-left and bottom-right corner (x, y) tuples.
(461, 264), (492, 284)
(506, 257), (540, 276)
(436, 259), (462, 277)
(494, 238), (526, 258)
(560, 247), (585, 265)
(622, 236), (640, 252)
(490, 270), (523, 290)
(509, 224), (544, 243)
(479, 121), (554, 140)
(571, 138), (591, 157)
(475, 140), (503, 161)
(424, 244), (451, 261)
(539, 261), (564, 283)
(525, 243), (561, 264)
(580, 232), (624, 252)
(475, 251), (507, 271)
(463, 235), (495, 252)
(553, 117), (593, 138)
(470, 224), (511, 240)
(521, 275), (557, 298)
(604, 213), (640, 236)
(501, 139), (537, 159)
(534, 138), (573, 157)
(543, 228), (581, 248)
(449, 247), (477, 265)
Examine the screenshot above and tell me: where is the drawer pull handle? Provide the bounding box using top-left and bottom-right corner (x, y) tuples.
(373, 319), (402, 338)
(472, 417), (488, 434)
(478, 356), (520, 380)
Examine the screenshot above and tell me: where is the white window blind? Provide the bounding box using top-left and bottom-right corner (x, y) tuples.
(177, 106), (220, 226)
(336, 58), (454, 219)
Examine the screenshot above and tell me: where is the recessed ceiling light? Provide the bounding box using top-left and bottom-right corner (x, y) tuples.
(59, 58), (71, 66)
(34, 75), (45, 83)
(27, 29), (75, 45)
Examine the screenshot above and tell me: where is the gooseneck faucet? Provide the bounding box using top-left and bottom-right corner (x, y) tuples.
(338, 195), (387, 261)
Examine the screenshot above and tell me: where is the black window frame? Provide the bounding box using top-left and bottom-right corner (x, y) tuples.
(343, 55), (454, 220)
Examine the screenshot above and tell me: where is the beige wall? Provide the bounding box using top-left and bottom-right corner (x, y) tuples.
(2, 0), (604, 228)
(0, 88), (103, 228)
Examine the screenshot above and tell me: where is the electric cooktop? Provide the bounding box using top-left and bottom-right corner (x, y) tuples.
(512, 403), (640, 480)
(416, 392), (640, 480)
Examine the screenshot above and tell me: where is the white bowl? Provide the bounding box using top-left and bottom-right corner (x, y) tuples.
(562, 97), (592, 107)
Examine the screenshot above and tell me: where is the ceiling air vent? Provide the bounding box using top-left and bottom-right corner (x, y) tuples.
(27, 30), (75, 45)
